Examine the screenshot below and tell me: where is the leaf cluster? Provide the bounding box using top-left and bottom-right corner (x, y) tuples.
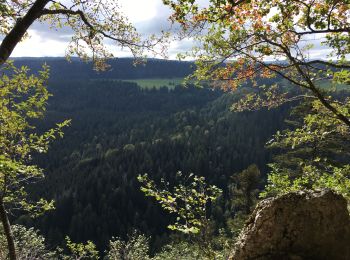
(262, 98), (350, 199)
(0, 62), (70, 215)
(163, 0), (350, 127)
(138, 172), (222, 234)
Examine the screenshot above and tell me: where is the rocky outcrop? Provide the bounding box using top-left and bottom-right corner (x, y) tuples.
(230, 190), (350, 260)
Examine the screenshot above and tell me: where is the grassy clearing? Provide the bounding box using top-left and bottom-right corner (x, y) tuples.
(280, 79), (349, 91)
(318, 80), (349, 91)
(122, 78), (184, 89)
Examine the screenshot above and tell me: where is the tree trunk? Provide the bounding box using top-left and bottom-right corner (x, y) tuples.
(0, 199), (16, 260)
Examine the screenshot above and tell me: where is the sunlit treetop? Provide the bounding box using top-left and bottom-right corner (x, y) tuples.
(0, 0), (169, 69)
(163, 0), (350, 127)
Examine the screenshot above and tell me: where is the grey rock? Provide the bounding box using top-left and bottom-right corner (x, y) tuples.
(230, 190), (350, 260)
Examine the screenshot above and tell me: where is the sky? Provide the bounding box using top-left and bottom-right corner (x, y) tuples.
(8, 0), (330, 60)
(11, 0), (187, 59)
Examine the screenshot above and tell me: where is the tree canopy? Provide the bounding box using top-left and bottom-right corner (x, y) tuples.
(163, 0), (350, 127)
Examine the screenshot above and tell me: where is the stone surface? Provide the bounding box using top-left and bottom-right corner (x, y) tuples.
(230, 190), (350, 260)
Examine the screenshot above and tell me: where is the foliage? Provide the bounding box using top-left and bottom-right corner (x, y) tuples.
(138, 172), (222, 234)
(163, 0), (350, 127)
(226, 211), (247, 240)
(153, 235), (232, 260)
(0, 62), (70, 216)
(261, 164), (350, 199)
(261, 99), (350, 199)
(162, 0), (350, 209)
(219, 164), (263, 247)
(0, 225), (104, 260)
(105, 231), (232, 260)
(153, 241), (201, 260)
(138, 172), (228, 259)
(229, 164), (262, 215)
(105, 231), (150, 260)
(0, 224), (57, 259)
(62, 236), (99, 260)
(0, 61), (69, 260)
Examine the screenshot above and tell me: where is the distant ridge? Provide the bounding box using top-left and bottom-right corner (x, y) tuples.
(10, 57), (195, 81)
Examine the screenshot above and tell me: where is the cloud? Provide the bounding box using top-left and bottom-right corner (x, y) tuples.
(9, 0), (180, 58)
(133, 2), (175, 35)
(11, 29), (68, 57)
(30, 22), (73, 43)
(119, 0), (160, 23)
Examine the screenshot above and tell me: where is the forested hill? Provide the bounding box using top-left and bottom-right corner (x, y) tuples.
(12, 57), (194, 80)
(11, 58), (291, 255)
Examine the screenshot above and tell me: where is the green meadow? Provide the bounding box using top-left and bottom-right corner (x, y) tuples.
(318, 80), (349, 91)
(123, 78), (184, 89)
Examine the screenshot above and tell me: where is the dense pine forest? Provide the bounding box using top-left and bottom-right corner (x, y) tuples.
(5, 58), (290, 254)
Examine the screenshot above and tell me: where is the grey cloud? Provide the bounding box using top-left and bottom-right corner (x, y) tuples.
(135, 16), (174, 35)
(167, 39), (198, 59)
(134, 2), (177, 35)
(172, 39), (196, 52)
(31, 21), (73, 43)
(29, 2), (174, 43)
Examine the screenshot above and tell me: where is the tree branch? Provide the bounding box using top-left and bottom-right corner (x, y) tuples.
(40, 8), (158, 48)
(0, 0), (50, 65)
(294, 27), (350, 35)
(284, 49), (350, 128)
